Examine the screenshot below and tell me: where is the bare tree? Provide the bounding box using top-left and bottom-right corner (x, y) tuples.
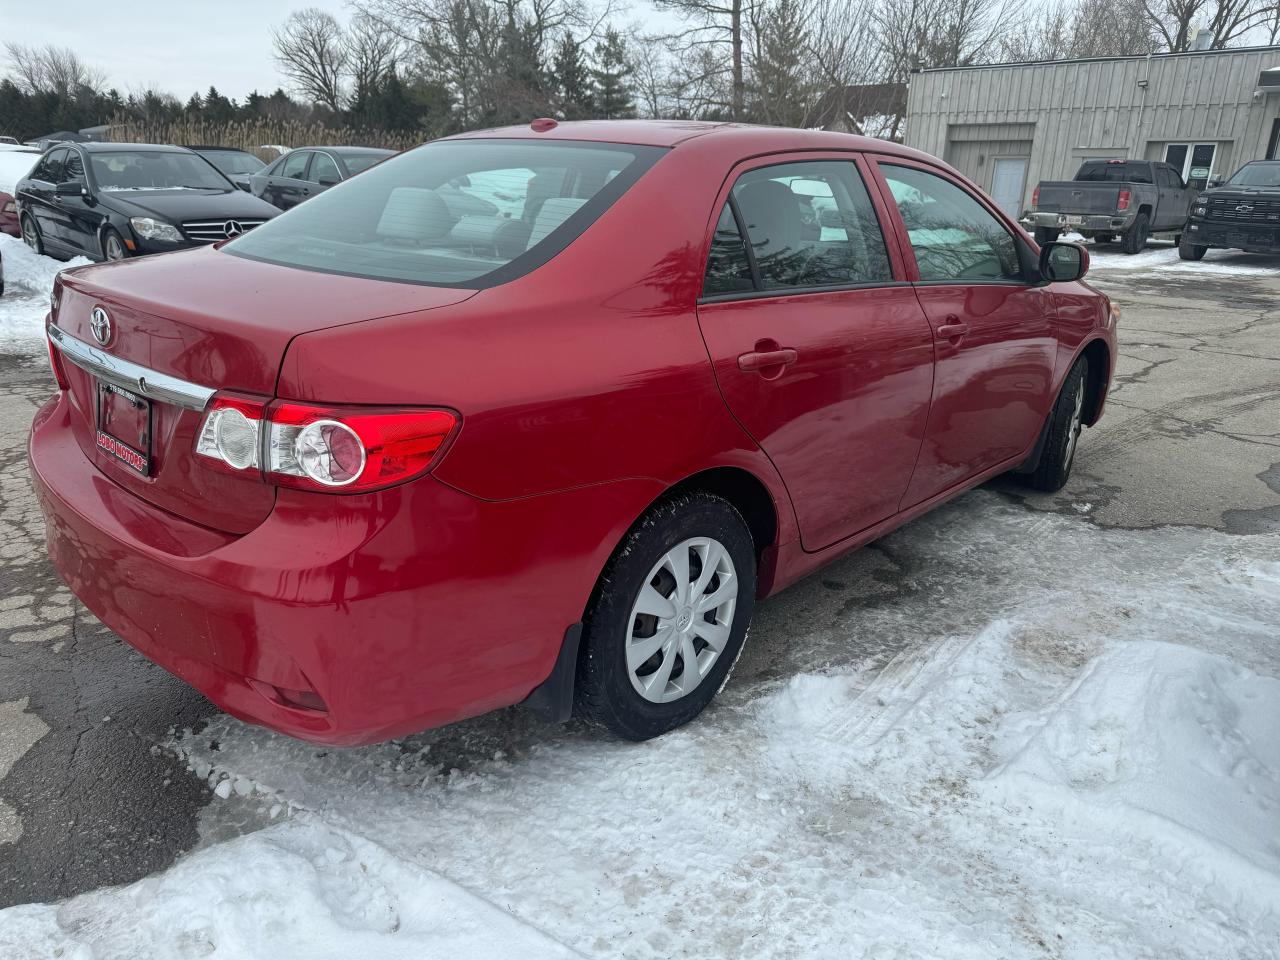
(654, 0), (756, 120)
(1141, 0), (1280, 51)
(1002, 0), (1157, 60)
(875, 0), (1026, 79)
(346, 11), (403, 100)
(4, 43), (106, 97)
(272, 8), (350, 112)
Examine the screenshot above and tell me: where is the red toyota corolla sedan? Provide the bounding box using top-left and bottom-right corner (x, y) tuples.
(30, 121), (1116, 745)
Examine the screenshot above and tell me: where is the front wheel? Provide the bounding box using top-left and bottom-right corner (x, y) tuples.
(1019, 357), (1089, 493)
(1178, 234), (1207, 261)
(1033, 226), (1060, 245)
(102, 228), (129, 261)
(575, 493), (756, 740)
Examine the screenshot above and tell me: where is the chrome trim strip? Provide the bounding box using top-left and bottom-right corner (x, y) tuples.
(48, 324), (215, 412)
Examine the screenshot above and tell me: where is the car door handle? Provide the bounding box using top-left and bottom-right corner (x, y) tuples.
(937, 321), (969, 340)
(738, 347), (798, 372)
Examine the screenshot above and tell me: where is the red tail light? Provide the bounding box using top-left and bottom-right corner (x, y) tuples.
(1031, 185), (1040, 209)
(1117, 189), (1132, 211)
(46, 332), (69, 391)
(196, 396), (458, 493)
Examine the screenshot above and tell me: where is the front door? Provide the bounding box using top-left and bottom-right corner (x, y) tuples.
(1165, 142), (1217, 191)
(990, 158), (1028, 219)
(696, 156), (936, 551)
(873, 159), (1056, 507)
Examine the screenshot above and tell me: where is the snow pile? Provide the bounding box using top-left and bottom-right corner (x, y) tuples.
(0, 820), (577, 960)
(2, 499), (1278, 958)
(0, 234), (90, 349)
(0, 150), (39, 195)
(1087, 242), (1280, 276)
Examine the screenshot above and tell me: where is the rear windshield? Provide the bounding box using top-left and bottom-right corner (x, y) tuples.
(224, 139), (665, 287)
(202, 151), (265, 175)
(341, 152), (391, 175)
(1075, 161), (1152, 184)
(1225, 162), (1280, 188)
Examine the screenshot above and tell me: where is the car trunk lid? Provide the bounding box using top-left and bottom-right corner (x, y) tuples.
(53, 246), (476, 534)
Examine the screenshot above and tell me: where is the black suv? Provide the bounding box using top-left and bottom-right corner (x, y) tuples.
(15, 142), (280, 262)
(1180, 160), (1280, 260)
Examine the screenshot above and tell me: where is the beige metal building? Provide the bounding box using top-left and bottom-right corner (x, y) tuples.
(904, 46), (1280, 219)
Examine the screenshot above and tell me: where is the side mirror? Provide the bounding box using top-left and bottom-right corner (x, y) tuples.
(317, 176), (339, 187)
(232, 177), (251, 192)
(1207, 178), (1223, 189)
(1039, 241), (1089, 283)
(55, 180), (86, 197)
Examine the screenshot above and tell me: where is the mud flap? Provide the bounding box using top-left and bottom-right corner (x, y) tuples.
(522, 623), (583, 723)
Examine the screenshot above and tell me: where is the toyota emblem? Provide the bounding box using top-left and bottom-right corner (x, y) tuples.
(223, 220), (244, 238)
(90, 307), (112, 346)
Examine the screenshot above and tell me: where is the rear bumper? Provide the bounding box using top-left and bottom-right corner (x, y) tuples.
(1186, 219), (1280, 252)
(29, 391), (632, 745)
(1032, 212), (1132, 232)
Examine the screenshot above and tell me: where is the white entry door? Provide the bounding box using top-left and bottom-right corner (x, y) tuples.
(991, 158), (1029, 219)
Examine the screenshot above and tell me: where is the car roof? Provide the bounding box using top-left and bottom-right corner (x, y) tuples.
(441, 119), (930, 158)
(187, 145), (256, 153)
(75, 142), (195, 154)
(294, 146), (396, 155)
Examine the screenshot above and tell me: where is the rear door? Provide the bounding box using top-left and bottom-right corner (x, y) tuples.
(696, 154), (936, 551)
(27, 147), (71, 250)
(871, 158), (1055, 507)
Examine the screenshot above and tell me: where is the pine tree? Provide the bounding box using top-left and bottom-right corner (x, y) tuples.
(184, 92), (204, 116)
(750, 0), (814, 126)
(591, 28), (635, 120)
(552, 33), (593, 120)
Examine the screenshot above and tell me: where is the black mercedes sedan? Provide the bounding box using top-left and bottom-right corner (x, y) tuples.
(247, 146), (395, 210)
(15, 142), (280, 262)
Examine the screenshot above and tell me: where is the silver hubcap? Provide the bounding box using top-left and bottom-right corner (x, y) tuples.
(1064, 386), (1084, 467)
(22, 219), (37, 249)
(626, 537), (738, 704)
(106, 236), (125, 260)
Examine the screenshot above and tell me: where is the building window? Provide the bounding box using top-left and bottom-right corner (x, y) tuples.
(1164, 143), (1217, 190)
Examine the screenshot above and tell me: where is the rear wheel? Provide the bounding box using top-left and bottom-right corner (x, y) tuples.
(1120, 213), (1149, 254)
(20, 214), (43, 255)
(1020, 357), (1088, 493)
(1178, 234), (1207, 261)
(1033, 226), (1060, 245)
(575, 493), (756, 741)
(102, 228), (128, 261)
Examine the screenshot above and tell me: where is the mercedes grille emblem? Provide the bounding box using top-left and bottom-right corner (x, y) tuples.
(223, 220), (244, 238)
(90, 307), (112, 346)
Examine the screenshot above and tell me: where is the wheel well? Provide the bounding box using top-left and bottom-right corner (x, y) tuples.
(1137, 204), (1153, 218)
(1080, 339), (1110, 425)
(663, 467), (778, 558)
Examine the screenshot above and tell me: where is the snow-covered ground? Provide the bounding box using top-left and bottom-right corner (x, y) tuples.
(2, 496), (1277, 959)
(0, 235), (89, 350)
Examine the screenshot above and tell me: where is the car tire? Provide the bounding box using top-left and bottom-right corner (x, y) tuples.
(102, 228), (129, 262)
(20, 214), (43, 256)
(1120, 213), (1149, 254)
(575, 492), (757, 741)
(1178, 234), (1207, 261)
(1033, 226), (1060, 245)
(1020, 357), (1089, 493)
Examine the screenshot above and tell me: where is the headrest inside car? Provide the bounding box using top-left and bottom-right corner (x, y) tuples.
(377, 187), (452, 243)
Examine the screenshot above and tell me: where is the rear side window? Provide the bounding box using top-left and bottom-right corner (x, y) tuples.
(880, 164), (1023, 283)
(702, 159), (892, 296)
(226, 139), (664, 288)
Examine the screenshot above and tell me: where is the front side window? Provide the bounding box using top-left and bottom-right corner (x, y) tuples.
(225, 139), (664, 287)
(880, 164), (1023, 283)
(37, 148), (67, 183)
(89, 150), (232, 191)
(710, 160), (891, 293)
(64, 151), (85, 182)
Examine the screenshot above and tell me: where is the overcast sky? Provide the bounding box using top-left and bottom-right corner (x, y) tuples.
(0, 0), (671, 102)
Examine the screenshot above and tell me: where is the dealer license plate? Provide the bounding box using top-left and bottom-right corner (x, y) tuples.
(96, 380), (152, 475)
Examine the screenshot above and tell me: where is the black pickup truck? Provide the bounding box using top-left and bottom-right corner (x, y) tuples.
(1029, 159), (1196, 254)
(1180, 160), (1280, 260)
